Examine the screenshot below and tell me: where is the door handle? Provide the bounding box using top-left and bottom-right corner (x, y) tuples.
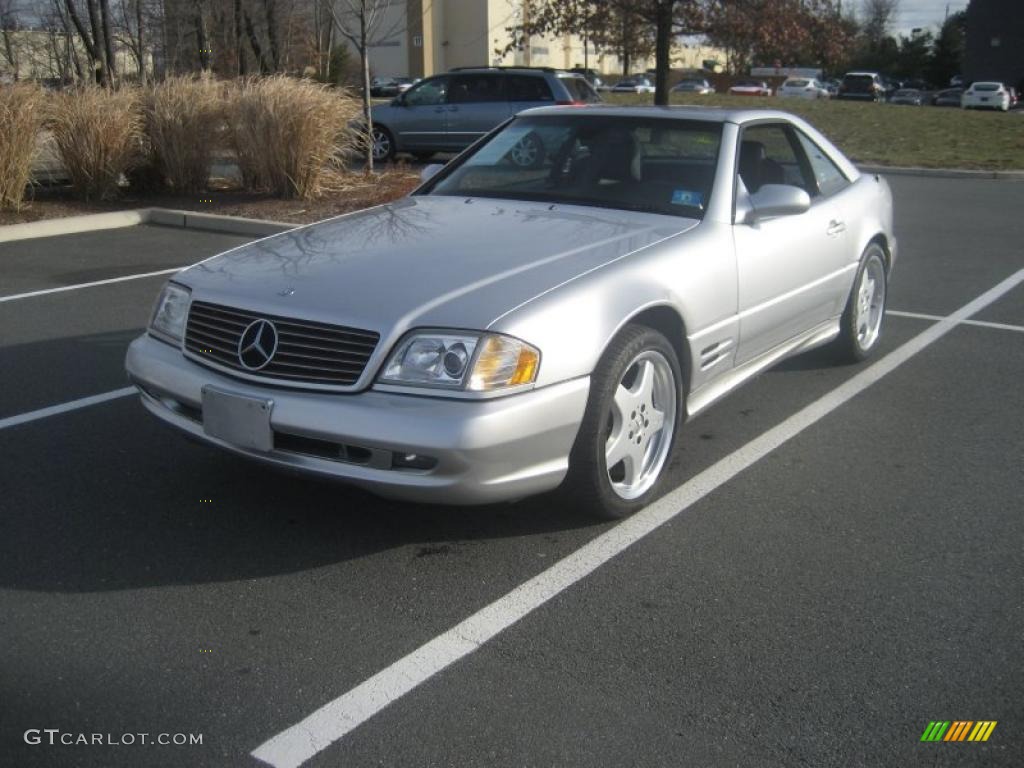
(827, 219), (846, 236)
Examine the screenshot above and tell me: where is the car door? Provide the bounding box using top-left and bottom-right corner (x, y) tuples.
(444, 74), (512, 150)
(732, 122), (852, 364)
(391, 75), (450, 151)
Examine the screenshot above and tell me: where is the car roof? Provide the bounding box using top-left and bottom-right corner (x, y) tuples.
(519, 104), (807, 125)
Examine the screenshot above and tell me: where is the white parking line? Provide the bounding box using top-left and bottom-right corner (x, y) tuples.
(0, 388), (135, 432)
(887, 309), (1024, 334)
(251, 267), (1024, 768)
(0, 268), (179, 304)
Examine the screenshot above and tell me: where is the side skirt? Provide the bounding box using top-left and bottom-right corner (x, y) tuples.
(685, 318), (840, 420)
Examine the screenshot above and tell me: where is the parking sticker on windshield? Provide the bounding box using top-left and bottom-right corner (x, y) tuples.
(671, 189), (703, 208)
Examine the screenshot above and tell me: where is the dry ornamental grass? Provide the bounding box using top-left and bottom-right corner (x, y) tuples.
(226, 76), (362, 200)
(0, 84), (47, 211)
(145, 75), (225, 193)
(48, 86), (144, 201)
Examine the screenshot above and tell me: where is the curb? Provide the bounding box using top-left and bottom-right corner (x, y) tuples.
(0, 207), (293, 244)
(858, 165), (1024, 180)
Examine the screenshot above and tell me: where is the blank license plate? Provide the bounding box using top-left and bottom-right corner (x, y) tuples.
(202, 387), (273, 452)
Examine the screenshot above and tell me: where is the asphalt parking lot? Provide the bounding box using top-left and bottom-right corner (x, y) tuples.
(1, 175), (1022, 768)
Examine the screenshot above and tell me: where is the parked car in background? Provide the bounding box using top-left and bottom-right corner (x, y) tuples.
(1007, 87), (1019, 108)
(369, 67), (600, 162)
(777, 78), (830, 100)
(729, 79), (772, 96)
(837, 71), (886, 102)
(611, 77), (655, 94)
(671, 78), (715, 95)
(370, 77), (415, 98)
(932, 87), (963, 107)
(127, 106), (896, 518)
(570, 68), (608, 91)
(890, 88), (925, 106)
(961, 81), (1012, 111)
(825, 79), (841, 96)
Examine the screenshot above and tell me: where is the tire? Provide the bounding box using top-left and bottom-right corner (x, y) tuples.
(371, 126), (395, 163)
(508, 131), (545, 168)
(561, 324), (683, 520)
(834, 242), (888, 362)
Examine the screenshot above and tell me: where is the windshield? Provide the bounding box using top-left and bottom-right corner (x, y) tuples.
(786, 80), (809, 87)
(973, 83), (999, 91)
(423, 115), (723, 219)
(895, 89), (918, 96)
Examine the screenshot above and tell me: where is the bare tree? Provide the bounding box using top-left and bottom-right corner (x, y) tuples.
(861, 0), (899, 46)
(327, 0), (399, 171)
(115, 0), (147, 82)
(62, 0), (112, 83)
(1, 0), (21, 80)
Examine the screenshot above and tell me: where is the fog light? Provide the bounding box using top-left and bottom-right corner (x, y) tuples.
(391, 452), (437, 471)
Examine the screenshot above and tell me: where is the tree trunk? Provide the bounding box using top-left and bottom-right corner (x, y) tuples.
(234, 0), (246, 75)
(653, 0), (672, 106)
(360, 7), (373, 172)
(99, 0), (116, 83)
(195, 1), (210, 70)
(262, 0), (279, 71)
(135, 0), (145, 84)
(64, 0), (104, 84)
(243, 10), (270, 73)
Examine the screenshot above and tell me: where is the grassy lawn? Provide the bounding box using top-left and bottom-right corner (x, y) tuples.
(603, 93), (1024, 171)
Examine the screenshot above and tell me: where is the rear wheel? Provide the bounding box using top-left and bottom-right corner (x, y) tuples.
(561, 325), (682, 520)
(834, 243), (888, 362)
(508, 132), (545, 168)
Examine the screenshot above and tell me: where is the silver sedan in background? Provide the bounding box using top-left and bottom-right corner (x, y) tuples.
(127, 106), (895, 519)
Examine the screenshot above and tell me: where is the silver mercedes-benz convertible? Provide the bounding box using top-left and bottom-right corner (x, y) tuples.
(126, 106), (895, 518)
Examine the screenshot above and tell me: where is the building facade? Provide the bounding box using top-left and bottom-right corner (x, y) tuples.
(353, 0), (723, 79)
(964, 0), (1024, 91)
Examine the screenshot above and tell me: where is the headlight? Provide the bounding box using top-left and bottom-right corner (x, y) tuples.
(149, 282), (191, 344)
(378, 331), (540, 392)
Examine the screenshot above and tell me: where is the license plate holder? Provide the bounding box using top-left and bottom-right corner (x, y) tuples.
(202, 387), (274, 452)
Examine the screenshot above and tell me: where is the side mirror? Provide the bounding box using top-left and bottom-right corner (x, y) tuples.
(747, 184), (811, 221)
(420, 163), (445, 183)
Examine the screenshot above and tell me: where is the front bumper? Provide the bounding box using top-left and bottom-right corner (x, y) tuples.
(125, 334), (589, 505)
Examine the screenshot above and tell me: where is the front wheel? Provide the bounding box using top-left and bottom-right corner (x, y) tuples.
(834, 243), (888, 362)
(371, 126), (395, 163)
(561, 325), (682, 520)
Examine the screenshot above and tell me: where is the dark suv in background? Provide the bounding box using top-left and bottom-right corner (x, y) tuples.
(837, 71), (887, 102)
(369, 67), (601, 162)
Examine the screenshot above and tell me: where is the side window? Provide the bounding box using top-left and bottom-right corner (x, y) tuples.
(449, 74), (505, 103)
(506, 75), (554, 103)
(738, 123), (813, 194)
(404, 76), (449, 106)
(794, 131), (850, 197)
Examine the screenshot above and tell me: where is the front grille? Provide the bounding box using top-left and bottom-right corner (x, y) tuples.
(184, 300), (379, 387)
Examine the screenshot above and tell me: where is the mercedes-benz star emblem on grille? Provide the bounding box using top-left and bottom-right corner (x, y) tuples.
(237, 319), (279, 371)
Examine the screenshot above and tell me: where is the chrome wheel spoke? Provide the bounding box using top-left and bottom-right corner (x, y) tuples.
(604, 349), (677, 500)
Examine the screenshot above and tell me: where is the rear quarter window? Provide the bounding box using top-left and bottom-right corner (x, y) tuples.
(506, 75), (555, 102)
(560, 76), (601, 103)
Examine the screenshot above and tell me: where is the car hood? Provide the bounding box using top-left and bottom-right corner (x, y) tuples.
(178, 195), (695, 337)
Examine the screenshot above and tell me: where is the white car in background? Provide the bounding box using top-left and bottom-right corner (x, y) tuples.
(961, 82), (1011, 111)
(729, 79), (773, 97)
(777, 78), (831, 100)
(612, 77), (656, 94)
